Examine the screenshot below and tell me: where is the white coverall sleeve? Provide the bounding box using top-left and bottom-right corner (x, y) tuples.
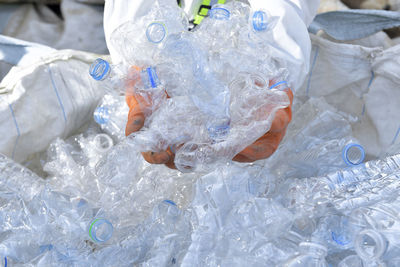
(248, 0), (320, 89)
(104, 0), (320, 90)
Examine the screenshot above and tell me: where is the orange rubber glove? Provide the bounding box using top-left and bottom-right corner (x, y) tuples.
(125, 66), (293, 169)
(232, 87), (293, 162)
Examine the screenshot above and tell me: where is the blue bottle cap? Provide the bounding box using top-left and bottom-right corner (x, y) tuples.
(342, 143), (365, 166)
(209, 7), (230, 20)
(93, 107), (110, 125)
(269, 81), (288, 90)
(77, 198), (88, 208)
(146, 22), (167, 44)
(39, 244), (54, 253)
(208, 123), (230, 140)
(89, 58), (110, 81)
(331, 231), (351, 246)
(163, 200), (177, 206)
(252, 11), (268, 32)
(89, 218), (113, 243)
(146, 67), (160, 88)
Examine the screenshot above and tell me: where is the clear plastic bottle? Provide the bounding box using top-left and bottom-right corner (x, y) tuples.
(94, 139), (141, 189)
(265, 102), (365, 179)
(338, 255), (364, 267)
(144, 0), (188, 45)
(282, 154), (400, 221)
(0, 153), (44, 200)
(75, 198), (114, 244)
(138, 66), (161, 89)
(283, 242), (329, 267)
(92, 134), (114, 154)
(174, 142), (216, 173)
(342, 143), (366, 166)
(349, 203), (399, 232)
(247, 9), (277, 46)
(90, 58), (161, 96)
(328, 155), (400, 211)
(352, 229), (395, 266)
(115, 199), (190, 265)
(89, 58), (125, 95)
(161, 34), (231, 141)
(109, 0), (188, 64)
(270, 80), (290, 91)
(316, 214), (356, 250)
(146, 21), (168, 44)
(275, 140), (365, 180)
(89, 58), (114, 82)
(93, 95), (129, 141)
(251, 10), (269, 32)
(87, 218), (114, 243)
(196, 5), (233, 51)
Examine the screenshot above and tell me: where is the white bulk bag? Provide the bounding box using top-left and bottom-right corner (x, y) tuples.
(0, 36), (106, 162)
(298, 34), (400, 157)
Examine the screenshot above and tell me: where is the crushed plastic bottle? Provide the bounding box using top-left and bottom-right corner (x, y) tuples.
(338, 255), (364, 267)
(103, 0), (292, 174)
(89, 58), (113, 82)
(89, 58), (161, 96)
(283, 242), (329, 267)
(247, 9), (278, 46)
(160, 33), (231, 140)
(93, 94), (129, 140)
(4, 1), (400, 266)
(109, 0), (188, 65)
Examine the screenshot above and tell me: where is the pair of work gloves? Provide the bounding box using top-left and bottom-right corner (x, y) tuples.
(125, 67), (293, 169)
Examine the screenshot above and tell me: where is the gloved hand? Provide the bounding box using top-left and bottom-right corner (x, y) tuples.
(232, 86), (293, 162)
(125, 66), (293, 169)
(125, 66), (177, 169)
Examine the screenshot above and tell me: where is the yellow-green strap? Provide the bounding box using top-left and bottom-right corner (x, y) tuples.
(193, 0), (226, 25)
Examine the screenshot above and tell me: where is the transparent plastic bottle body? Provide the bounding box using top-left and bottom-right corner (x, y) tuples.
(161, 33), (231, 141)
(109, 200), (191, 265)
(0, 154), (44, 200)
(283, 243), (329, 267)
(89, 133), (114, 156)
(267, 102), (366, 179)
(315, 214), (357, 251)
(279, 140), (365, 179)
(281, 154), (400, 226)
(246, 9), (277, 46)
(94, 139), (141, 189)
(109, 0), (188, 65)
(352, 225), (400, 266)
(195, 5), (238, 53)
(74, 198), (114, 244)
(89, 58), (162, 97)
(172, 83), (291, 172)
(93, 94), (129, 141)
(89, 58), (122, 94)
(338, 255), (365, 267)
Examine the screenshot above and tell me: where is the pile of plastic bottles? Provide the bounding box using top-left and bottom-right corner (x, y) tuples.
(1, 1), (400, 266)
(90, 1), (290, 172)
(2, 119), (400, 266)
